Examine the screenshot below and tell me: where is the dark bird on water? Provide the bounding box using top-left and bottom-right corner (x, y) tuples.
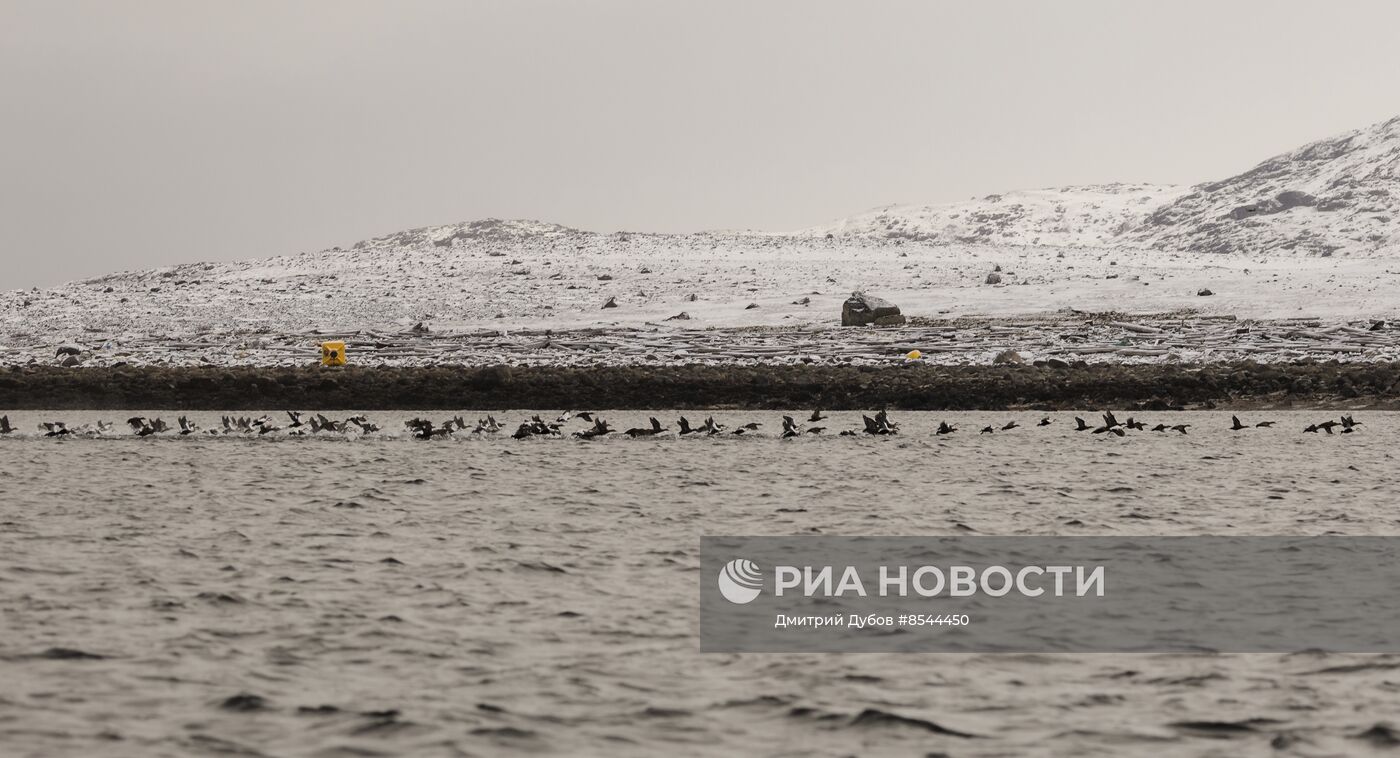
(286, 411), (305, 428)
(312, 414), (345, 433)
(573, 417), (613, 440)
(677, 417), (698, 435)
(347, 415), (380, 433)
(862, 409), (898, 436)
(1001, 421), (1019, 431)
(625, 417), (667, 437)
(1311, 420), (1340, 434)
(1255, 421), (1275, 428)
(809, 410), (827, 422)
(0, 416), (12, 434)
(1038, 417), (1052, 427)
(1230, 415), (1247, 431)
(406, 418), (452, 440)
(512, 415), (560, 439)
(1074, 417), (1090, 431)
(1125, 418), (1146, 431)
(980, 426), (995, 434)
(936, 421), (957, 435)
(127, 417), (165, 436)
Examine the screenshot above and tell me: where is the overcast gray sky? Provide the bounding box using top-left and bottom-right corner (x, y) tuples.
(3, 0), (1399, 288)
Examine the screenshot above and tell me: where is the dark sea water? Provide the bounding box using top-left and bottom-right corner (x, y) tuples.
(2, 410), (1399, 757)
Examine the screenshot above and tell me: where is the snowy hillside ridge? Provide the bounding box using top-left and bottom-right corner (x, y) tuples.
(804, 184), (1188, 247)
(807, 114), (1400, 256)
(1129, 115), (1400, 256)
(351, 218), (585, 253)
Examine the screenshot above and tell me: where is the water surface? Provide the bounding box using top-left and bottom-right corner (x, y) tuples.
(2, 411), (1397, 756)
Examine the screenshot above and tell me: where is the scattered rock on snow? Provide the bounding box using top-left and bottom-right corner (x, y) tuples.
(985, 272), (1002, 285)
(993, 350), (1025, 365)
(1197, 288), (1214, 297)
(842, 293), (902, 326)
(601, 297), (618, 309)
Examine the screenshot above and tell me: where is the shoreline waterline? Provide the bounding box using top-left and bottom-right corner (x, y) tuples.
(2, 361), (1398, 411)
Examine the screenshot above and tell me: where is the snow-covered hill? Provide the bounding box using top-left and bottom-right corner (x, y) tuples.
(805, 184), (1187, 247)
(812, 115), (1400, 257)
(7, 221), (1400, 367)
(3, 114), (1400, 366)
(1128, 116), (1400, 256)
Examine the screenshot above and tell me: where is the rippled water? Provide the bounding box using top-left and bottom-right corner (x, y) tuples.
(3, 410), (1400, 757)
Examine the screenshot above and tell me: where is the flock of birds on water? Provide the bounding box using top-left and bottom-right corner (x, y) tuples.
(0, 410), (1369, 440)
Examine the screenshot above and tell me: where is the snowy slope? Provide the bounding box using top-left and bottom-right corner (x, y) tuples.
(4, 115), (1400, 365)
(810, 115), (1400, 257)
(1128, 116), (1400, 256)
(806, 184), (1187, 247)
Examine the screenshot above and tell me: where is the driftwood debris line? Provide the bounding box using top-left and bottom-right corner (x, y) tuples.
(6, 317), (1400, 368)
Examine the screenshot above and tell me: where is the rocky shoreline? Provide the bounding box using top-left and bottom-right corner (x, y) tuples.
(2, 362), (1399, 411)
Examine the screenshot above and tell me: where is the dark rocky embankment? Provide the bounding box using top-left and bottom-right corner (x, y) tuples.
(2, 362), (1399, 410)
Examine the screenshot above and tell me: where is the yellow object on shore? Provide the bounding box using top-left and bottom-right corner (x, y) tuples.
(904, 349), (922, 362)
(321, 341), (347, 366)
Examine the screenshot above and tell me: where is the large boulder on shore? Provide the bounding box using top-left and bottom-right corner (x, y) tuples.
(842, 293), (904, 326)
